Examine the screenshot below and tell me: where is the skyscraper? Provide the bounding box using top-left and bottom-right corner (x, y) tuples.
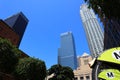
(80, 4), (104, 58)
(4, 12), (29, 47)
(58, 31), (77, 70)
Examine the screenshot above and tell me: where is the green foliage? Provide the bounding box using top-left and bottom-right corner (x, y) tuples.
(12, 47), (27, 58)
(84, 0), (120, 20)
(14, 57), (46, 80)
(61, 66), (74, 79)
(0, 38), (47, 80)
(0, 38), (18, 73)
(48, 64), (62, 75)
(48, 64), (74, 80)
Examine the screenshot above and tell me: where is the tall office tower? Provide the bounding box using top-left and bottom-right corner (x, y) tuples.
(80, 4), (104, 58)
(58, 31), (77, 70)
(4, 12), (29, 47)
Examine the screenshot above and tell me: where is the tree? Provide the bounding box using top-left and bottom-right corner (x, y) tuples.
(61, 66), (74, 80)
(84, 0), (120, 20)
(84, 0), (120, 28)
(0, 38), (18, 74)
(48, 64), (74, 80)
(14, 57), (46, 80)
(48, 64), (62, 75)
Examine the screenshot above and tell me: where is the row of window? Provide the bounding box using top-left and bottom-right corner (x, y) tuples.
(75, 76), (90, 80)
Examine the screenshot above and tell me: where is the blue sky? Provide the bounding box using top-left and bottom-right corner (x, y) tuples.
(0, 0), (91, 69)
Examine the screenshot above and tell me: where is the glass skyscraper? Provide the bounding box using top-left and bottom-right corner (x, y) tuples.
(80, 4), (104, 58)
(4, 12), (29, 47)
(58, 31), (77, 70)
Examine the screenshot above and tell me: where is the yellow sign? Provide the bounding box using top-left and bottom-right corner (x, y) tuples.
(98, 47), (120, 65)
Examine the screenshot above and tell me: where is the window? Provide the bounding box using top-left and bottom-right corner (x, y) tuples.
(0, 26), (3, 31)
(80, 77), (84, 80)
(74, 77), (78, 80)
(84, 59), (89, 65)
(86, 76), (90, 80)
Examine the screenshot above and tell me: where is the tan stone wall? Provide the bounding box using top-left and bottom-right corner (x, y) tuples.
(74, 55), (92, 80)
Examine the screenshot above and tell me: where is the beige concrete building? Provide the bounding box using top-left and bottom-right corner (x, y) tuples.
(74, 53), (92, 80)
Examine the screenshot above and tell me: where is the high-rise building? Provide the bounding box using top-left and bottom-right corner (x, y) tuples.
(58, 31), (77, 70)
(4, 12), (29, 47)
(74, 53), (92, 80)
(80, 4), (104, 58)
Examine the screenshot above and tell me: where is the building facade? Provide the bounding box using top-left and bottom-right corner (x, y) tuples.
(80, 4), (104, 58)
(4, 12), (29, 47)
(58, 31), (77, 70)
(74, 53), (92, 80)
(0, 19), (19, 46)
